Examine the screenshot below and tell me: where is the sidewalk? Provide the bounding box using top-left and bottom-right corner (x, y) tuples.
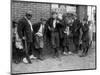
(12, 43), (96, 73)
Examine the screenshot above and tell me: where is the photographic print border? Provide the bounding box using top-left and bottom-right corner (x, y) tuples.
(10, 0), (97, 74)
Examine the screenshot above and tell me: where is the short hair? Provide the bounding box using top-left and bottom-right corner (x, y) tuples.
(51, 12), (57, 15)
(40, 18), (47, 22)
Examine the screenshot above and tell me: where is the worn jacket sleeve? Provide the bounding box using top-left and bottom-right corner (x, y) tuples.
(17, 20), (24, 39)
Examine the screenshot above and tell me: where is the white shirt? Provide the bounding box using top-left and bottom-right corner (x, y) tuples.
(36, 24), (44, 36)
(14, 27), (23, 49)
(25, 17), (33, 31)
(64, 26), (70, 35)
(53, 19), (57, 28)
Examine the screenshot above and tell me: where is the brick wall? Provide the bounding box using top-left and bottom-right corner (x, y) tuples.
(11, 1), (51, 24)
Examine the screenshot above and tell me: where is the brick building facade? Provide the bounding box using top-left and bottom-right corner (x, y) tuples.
(11, 1), (51, 24)
(12, 1), (88, 24)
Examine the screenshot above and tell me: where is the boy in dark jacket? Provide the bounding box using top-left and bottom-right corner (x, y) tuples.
(46, 12), (61, 58)
(79, 18), (89, 57)
(62, 14), (75, 55)
(32, 18), (47, 60)
(72, 17), (82, 53)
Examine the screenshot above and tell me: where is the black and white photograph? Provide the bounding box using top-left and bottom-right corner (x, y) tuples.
(11, 0), (96, 74)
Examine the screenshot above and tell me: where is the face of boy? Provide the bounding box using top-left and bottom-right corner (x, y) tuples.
(42, 21), (46, 25)
(58, 14), (63, 20)
(82, 21), (87, 25)
(27, 15), (32, 20)
(65, 17), (72, 24)
(52, 14), (57, 19)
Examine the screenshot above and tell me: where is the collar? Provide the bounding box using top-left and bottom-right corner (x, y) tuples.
(24, 16), (30, 21)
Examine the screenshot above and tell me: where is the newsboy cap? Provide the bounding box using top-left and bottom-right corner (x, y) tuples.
(25, 11), (32, 16)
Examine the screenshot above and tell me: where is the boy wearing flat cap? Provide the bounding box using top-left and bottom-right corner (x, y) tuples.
(79, 18), (89, 57)
(46, 12), (61, 58)
(33, 18), (47, 60)
(17, 11), (36, 64)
